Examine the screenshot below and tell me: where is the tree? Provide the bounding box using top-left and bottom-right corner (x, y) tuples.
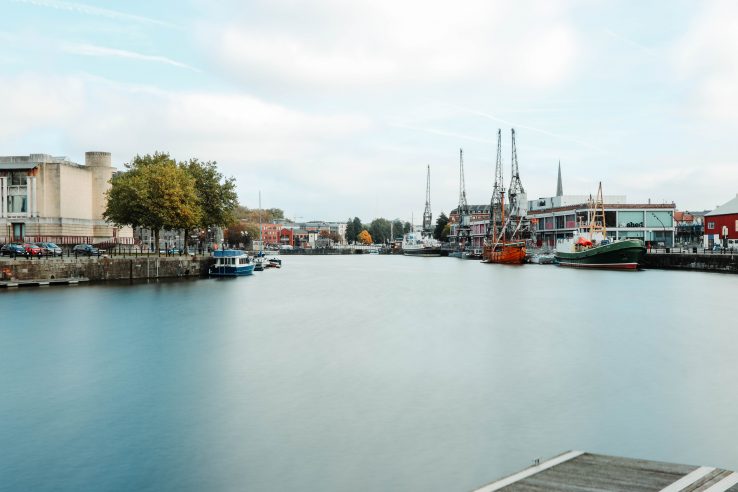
(328, 231), (342, 243)
(357, 229), (373, 245)
(345, 218), (355, 244)
(369, 218), (392, 244)
(442, 223), (451, 240)
(351, 217), (362, 243)
(224, 221), (260, 247)
(181, 159), (238, 253)
(104, 152), (201, 253)
(391, 219), (404, 240)
(234, 206), (285, 224)
(434, 212), (449, 240)
(403, 222), (412, 234)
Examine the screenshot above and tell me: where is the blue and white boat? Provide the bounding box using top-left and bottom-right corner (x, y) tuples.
(209, 250), (255, 276)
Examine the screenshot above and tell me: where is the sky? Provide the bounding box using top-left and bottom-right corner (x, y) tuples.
(1, 0), (737, 222)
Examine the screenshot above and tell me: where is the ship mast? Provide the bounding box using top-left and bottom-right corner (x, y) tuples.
(456, 149), (471, 250)
(422, 165), (433, 234)
(589, 181), (607, 239)
(488, 129), (505, 244)
(507, 129), (526, 241)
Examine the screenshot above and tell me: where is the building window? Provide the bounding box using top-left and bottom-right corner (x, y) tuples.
(735, 220), (738, 232)
(707, 222), (715, 230)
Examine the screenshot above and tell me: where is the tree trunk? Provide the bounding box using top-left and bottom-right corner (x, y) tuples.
(155, 229), (160, 256)
(183, 228), (189, 255)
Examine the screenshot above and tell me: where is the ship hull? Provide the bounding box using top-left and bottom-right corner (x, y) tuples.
(403, 247), (443, 257)
(555, 239), (645, 270)
(482, 243), (526, 264)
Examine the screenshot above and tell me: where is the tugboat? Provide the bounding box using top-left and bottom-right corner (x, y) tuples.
(209, 250), (255, 276)
(483, 129), (527, 265)
(555, 183), (646, 270)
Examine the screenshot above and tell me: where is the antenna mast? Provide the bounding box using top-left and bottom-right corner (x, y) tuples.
(456, 149), (471, 250)
(422, 165), (432, 234)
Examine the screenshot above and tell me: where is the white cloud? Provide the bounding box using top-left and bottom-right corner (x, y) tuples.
(62, 43), (200, 71)
(674, 0), (738, 122)
(12, 0), (178, 28)
(0, 74), (371, 213)
(204, 0), (580, 89)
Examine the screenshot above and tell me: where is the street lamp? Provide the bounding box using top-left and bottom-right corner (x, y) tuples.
(650, 212), (667, 251)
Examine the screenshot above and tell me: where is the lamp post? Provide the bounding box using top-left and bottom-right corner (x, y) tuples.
(650, 212), (667, 251)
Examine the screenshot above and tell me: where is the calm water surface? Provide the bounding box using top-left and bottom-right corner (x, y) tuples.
(1, 255), (737, 491)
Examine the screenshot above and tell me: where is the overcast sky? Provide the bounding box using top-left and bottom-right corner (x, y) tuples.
(2, 0), (737, 221)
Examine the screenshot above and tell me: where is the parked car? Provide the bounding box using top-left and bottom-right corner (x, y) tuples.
(72, 244), (99, 256)
(22, 243), (43, 256)
(1, 243), (28, 256)
(35, 242), (63, 256)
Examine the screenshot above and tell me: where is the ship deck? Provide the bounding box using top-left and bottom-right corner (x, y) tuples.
(473, 451), (738, 492)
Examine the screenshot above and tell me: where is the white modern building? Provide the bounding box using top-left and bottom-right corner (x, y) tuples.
(0, 152), (133, 245)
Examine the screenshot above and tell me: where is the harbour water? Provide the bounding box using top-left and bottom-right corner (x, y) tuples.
(1, 255), (737, 491)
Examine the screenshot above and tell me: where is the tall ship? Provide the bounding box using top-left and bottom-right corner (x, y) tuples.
(403, 166), (443, 257)
(482, 129), (527, 265)
(555, 183), (646, 270)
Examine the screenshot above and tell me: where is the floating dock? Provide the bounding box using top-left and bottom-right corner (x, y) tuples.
(0, 277), (89, 288)
(474, 451), (738, 491)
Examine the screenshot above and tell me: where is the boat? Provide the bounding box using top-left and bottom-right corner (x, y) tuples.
(482, 129), (527, 265)
(555, 182), (646, 270)
(266, 257), (282, 268)
(209, 249), (255, 276)
(402, 232), (443, 256)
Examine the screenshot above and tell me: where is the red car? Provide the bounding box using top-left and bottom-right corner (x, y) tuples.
(23, 243), (43, 256)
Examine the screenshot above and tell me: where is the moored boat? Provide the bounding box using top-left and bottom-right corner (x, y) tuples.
(482, 129), (528, 265)
(402, 232), (443, 257)
(555, 237), (645, 269)
(555, 182), (646, 270)
(209, 250), (255, 276)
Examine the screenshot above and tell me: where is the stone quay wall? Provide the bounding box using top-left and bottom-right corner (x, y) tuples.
(0, 256), (215, 282)
(643, 252), (738, 273)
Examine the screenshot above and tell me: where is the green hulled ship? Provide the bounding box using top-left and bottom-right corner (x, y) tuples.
(555, 238), (646, 270)
(554, 182), (646, 270)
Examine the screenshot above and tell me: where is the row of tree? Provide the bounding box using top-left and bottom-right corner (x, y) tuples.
(103, 152), (238, 252)
(344, 214), (451, 244)
(344, 217), (413, 244)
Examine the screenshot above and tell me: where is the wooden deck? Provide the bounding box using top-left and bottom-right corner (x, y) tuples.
(474, 451), (738, 492)
(0, 277), (89, 288)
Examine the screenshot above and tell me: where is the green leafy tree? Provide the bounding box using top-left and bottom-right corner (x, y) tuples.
(352, 217), (363, 243)
(391, 219), (404, 240)
(345, 218), (355, 244)
(442, 223), (451, 240)
(369, 218), (392, 244)
(433, 212), (449, 240)
(357, 229), (373, 245)
(181, 159), (238, 253)
(233, 206), (285, 224)
(403, 222), (412, 234)
(104, 152), (201, 253)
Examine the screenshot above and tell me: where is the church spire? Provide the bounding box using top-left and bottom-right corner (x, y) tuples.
(556, 161), (563, 197)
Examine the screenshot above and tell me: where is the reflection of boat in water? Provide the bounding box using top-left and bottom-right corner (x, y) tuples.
(483, 129), (527, 265)
(555, 183), (646, 270)
(529, 253), (556, 264)
(209, 250), (255, 276)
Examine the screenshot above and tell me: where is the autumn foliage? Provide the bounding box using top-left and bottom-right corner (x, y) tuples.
(357, 229), (373, 245)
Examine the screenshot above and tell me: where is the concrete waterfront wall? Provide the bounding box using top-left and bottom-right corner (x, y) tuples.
(0, 256), (214, 282)
(643, 252), (738, 273)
